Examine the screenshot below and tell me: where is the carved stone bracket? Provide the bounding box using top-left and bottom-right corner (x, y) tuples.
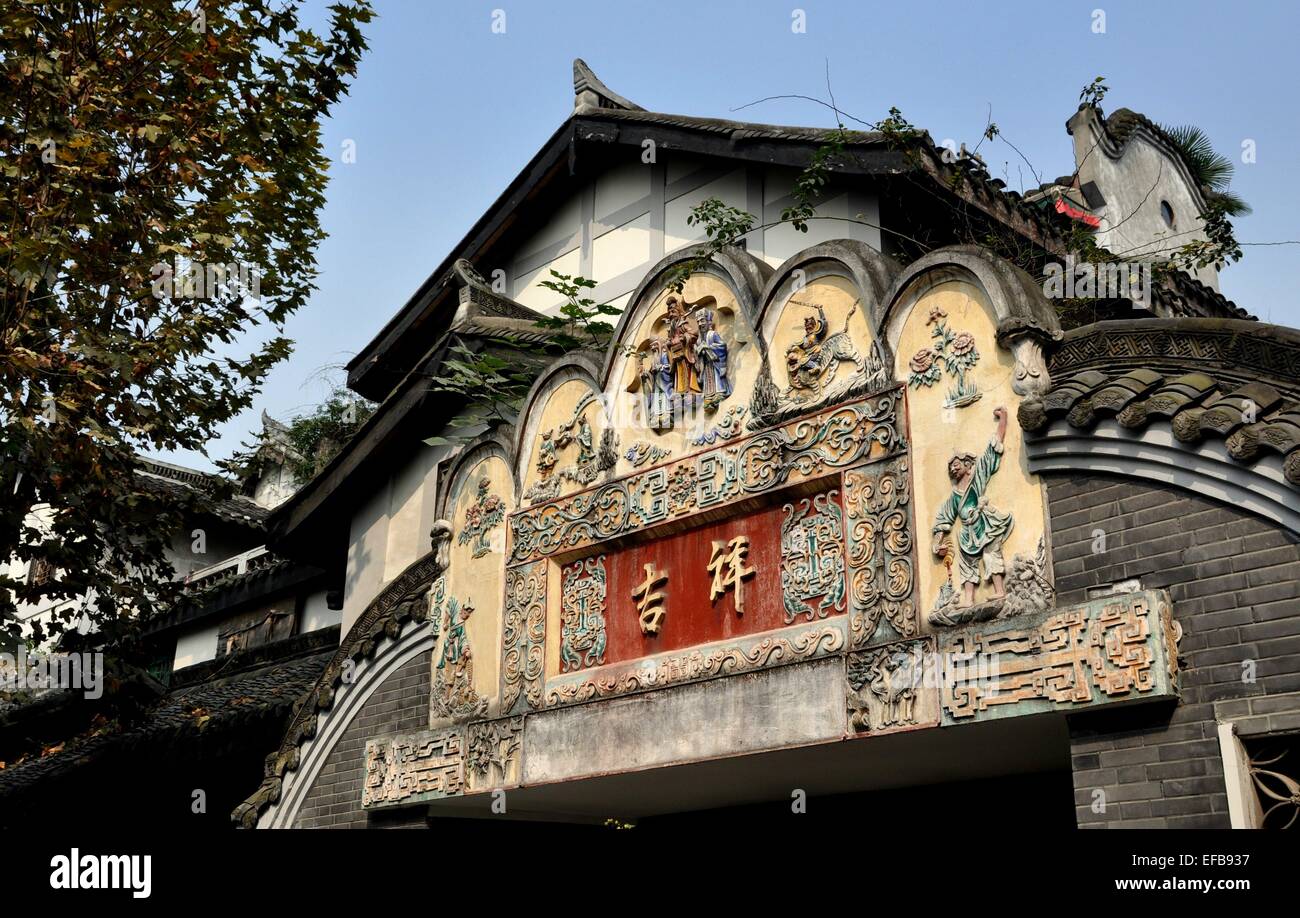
(939, 589), (1179, 724)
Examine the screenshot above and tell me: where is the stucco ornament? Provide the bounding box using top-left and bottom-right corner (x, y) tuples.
(632, 295), (733, 431)
(847, 641), (926, 731)
(708, 535), (755, 614)
(780, 490), (847, 623)
(929, 407), (1014, 624)
(430, 578), (489, 723)
(560, 555), (608, 671)
(458, 477), (504, 559)
(430, 519), (453, 571)
(1008, 336), (1051, 398)
(999, 536), (1054, 619)
(908, 306), (982, 408)
(525, 392), (615, 504)
(783, 301), (883, 405)
(632, 562), (668, 635)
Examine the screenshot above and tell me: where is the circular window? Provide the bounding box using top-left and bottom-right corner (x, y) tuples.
(1160, 200), (1176, 229)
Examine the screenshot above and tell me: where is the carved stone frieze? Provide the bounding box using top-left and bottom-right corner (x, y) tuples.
(560, 555), (608, 672)
(362, 729), (464, 809)
(501, 562), (546, 714)
(780, 490), (847, 623)
(846, 637), (939, 735)
(509, 389), (906, 566)
(543, 619), (847, 709)
(465, 716), (524, 792)
(844, 457), (917, 647)
(939, 589), (1179, 724)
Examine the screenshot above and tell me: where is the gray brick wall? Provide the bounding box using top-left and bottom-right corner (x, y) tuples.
(1048, 474), (1300, 828)
(294, 650), (431, 828)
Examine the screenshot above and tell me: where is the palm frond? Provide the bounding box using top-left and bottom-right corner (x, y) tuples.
(1207, 190), (1253, 218)
(1160, 123), (1235, 191)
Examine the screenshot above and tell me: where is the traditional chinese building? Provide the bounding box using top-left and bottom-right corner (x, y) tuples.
(233, 63), (1299, 831)
(0, 417), (343, 827)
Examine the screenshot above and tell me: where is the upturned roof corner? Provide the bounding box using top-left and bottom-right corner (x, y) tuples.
(573, 58), (644, 113)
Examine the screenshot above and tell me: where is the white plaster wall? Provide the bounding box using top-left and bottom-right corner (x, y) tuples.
(592, 212), (651, 279)
(343, 478), (390, 636)
(665, 168), (746, 252)
(300, 587), (341, 634)
(1073, 113), (1219, 291)
(173, 621), (220, 670)
(341, 441), (450, 637)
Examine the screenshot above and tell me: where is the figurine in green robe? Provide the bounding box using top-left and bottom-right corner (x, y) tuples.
(933, 407), (1014, 607)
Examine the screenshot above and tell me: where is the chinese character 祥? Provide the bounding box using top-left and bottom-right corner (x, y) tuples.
(707, 536), (755, 614)
(632, 562), (668, 635)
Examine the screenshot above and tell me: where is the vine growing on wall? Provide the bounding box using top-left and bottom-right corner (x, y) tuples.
(423, 270), (623, 445)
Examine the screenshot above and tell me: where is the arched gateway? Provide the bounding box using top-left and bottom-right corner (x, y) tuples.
(236, 64), (1300, 832)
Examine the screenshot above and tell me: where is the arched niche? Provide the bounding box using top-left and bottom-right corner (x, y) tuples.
(513, 355), (610, 507)
(755, 241), (901, 423)
(879, 247), (1061, 631)
(602, 245), (768, 474)
(430, 440), (517, 727)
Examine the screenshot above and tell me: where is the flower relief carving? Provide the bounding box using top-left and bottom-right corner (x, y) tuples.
(458, 476), (503, 558)
(908, 306), (981, 408)
(465, 717), (523, 790)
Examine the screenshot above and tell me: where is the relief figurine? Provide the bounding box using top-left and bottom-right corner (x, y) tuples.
(632, 296), (733, 431)
(783, 301), (867, 402)
(693, 308), (731, 411)
(525, 395), (614, 504)
(637, 337), (674, 430)
(930, 406), (1014, 623)
(665, 295), (701, 400)
(432, 593), (489, 722)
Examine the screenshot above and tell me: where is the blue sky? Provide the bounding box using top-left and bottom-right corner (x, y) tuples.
(161, 0), (1299, 470)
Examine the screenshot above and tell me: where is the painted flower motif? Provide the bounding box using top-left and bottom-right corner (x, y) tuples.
(909, 348), (934, 374)
(926, 305), (948, 325)
(951, 332), (976, 356)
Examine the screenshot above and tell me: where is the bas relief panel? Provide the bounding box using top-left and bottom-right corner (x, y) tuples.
(351, 249), (1172, 813)
(891, 280), (1050, 631)
(755, 275), (888, 427)
(521, 380), (615, 507)
(614, 274), (759, 474)
(431, 454), (513, 727)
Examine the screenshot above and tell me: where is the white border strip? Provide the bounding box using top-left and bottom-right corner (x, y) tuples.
(1026, 420), (1300, 535)
(260, 620), (433, 829)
